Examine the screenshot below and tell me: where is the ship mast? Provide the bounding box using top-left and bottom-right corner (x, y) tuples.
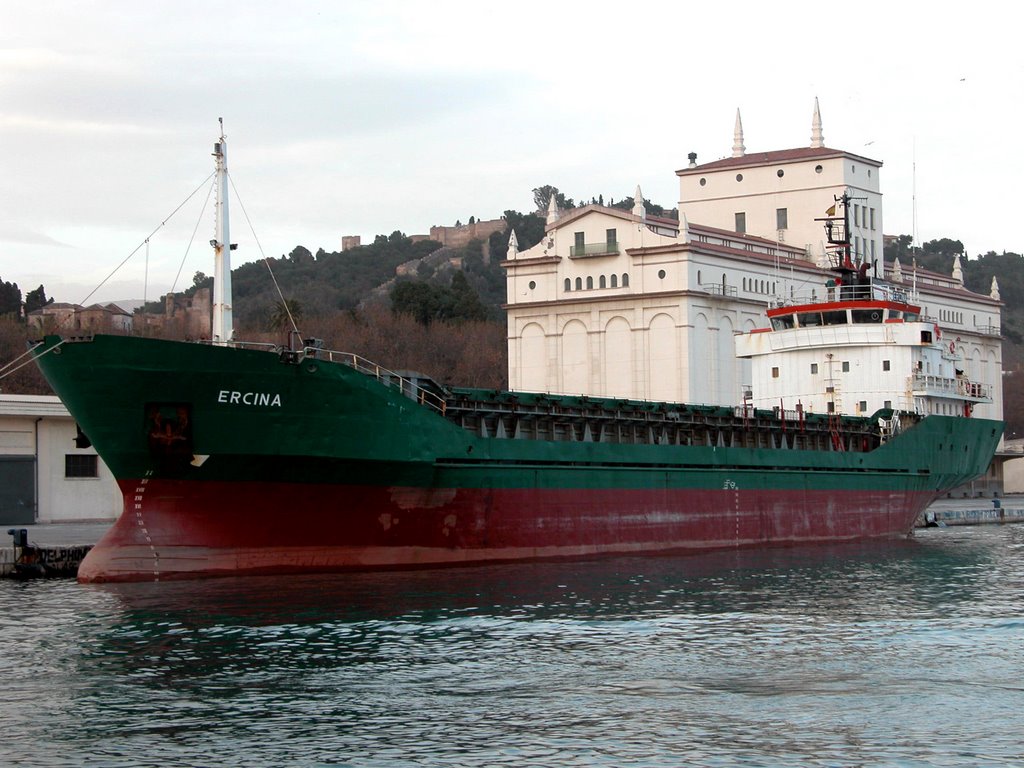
(212, 118), (233, 343)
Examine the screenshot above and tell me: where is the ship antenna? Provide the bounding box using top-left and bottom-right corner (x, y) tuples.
(212, 118), (234, 343)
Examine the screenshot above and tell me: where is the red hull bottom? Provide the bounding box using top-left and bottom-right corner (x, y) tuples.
(78, 478), (935, 582)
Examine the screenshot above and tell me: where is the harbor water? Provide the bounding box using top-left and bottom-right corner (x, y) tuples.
(2, 525), (1022, 767)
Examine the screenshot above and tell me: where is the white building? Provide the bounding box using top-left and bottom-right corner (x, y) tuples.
(502, 101), (1002, 423)
(0, 395), (121, 525)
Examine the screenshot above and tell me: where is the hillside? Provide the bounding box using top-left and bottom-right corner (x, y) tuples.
(4, 202), (1024, 433)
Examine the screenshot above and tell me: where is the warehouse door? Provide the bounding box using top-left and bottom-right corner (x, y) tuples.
(0, 457), (35, 524)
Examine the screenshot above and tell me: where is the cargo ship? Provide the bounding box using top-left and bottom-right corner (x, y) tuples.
(30, 129), (1002, 582)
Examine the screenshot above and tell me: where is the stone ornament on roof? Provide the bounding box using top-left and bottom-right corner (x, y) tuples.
(732, 108), (745, 158)
(811, 97), (824, 149)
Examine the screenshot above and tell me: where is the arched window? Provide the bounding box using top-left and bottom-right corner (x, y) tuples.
(743, 278), (747, 291)
(586, 276), (594, 289)
(599, 275), (606, 289)
(610, 274), (618, 288)
(564, 278), (571, 292)
(622, 273), (630, 287)
(575, 277), (582, 290)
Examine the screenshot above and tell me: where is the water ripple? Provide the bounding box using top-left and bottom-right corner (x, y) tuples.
(2, 526), (1023, 766)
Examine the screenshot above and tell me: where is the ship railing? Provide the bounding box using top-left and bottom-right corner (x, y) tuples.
(974, 323), (1001, 336)
(911, 373), (992, 401)
(306, 347), (447, 415)
(203, 340), (280, 351)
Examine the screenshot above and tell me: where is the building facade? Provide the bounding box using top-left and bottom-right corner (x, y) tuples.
(0, 395), (121, 525)
(502, 102), (1002, 424)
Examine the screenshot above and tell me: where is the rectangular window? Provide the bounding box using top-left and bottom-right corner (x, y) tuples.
(859, 400), (868, 413)
(810, 363), (818, 375)
(884, 400), (892, 409)
(871, 240), (876, 259)
(574, 232), (585, 250)
(854, 204), (860, 227)
(606, 228), (616, 246)
(735, 212), (746, 234)
(771, 367), (780, 378)
(842, 361), (850, 372)
(870, 208), (876, 230)
(827, 402), (835, 414)
(65, 454), (98, 478)
(776, 208), (788, 230)
(883, 360), (891, 371)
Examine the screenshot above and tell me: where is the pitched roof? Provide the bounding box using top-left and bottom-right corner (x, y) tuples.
(676, 146), (882, 175)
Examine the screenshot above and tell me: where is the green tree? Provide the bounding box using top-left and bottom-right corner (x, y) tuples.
(0, 278), (21, 317)
(610, 195), (676, 219)
(287, 246), (314, 265)
(270, 298), (303, 330)
(24, 285), (53, 315)
(488, 209), (546, 259)
(391, 280), (444, 325)
(532, 185), (575, 213)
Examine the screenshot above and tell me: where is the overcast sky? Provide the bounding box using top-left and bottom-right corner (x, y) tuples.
(2, 1), (1021, 304)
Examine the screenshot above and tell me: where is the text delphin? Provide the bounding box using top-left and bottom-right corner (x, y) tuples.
(218, 391), (283, 407)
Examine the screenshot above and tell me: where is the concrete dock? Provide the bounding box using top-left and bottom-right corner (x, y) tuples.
(1, 522), (111, 578)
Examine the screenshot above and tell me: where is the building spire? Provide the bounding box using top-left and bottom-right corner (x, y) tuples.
(632, 184), (646, 219)
(810, 97), (824, 148)
(952, 253), (964, 284)
(507, 228), (519, 260)
(892, 256), (903, 282)
(679, 212), (690, 244)
(732, 108), (745, 158)
(546, 193), (559, 224)
(991, 275), (1001, 300)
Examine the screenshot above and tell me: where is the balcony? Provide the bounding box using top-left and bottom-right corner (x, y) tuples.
(569, 241), (619, 258)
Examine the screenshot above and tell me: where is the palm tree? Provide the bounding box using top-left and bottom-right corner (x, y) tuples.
(270, 298), (302, 331)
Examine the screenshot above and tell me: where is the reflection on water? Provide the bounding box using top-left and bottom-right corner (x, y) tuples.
(2, 526), (1023, 767)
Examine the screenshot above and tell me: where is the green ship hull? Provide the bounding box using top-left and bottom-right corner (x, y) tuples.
(32, 334), (1003, 581)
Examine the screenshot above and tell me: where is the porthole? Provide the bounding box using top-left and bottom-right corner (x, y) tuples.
(528, 280), (536, 290)
(735, 173), (743, 182)
(658, 269), (666, 279)
(815, 165), (823, 174)
(699, 178), (707, 186)
(777, 169), (784, 178)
